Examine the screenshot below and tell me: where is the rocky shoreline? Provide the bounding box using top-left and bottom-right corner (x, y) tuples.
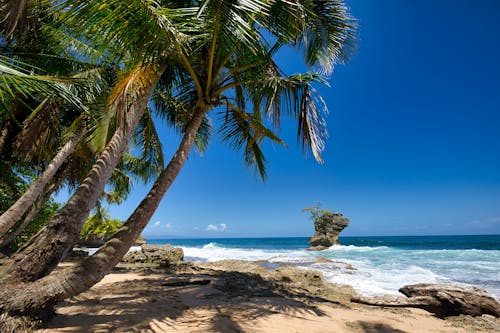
(32, 256), (499, 333)
(19, 244), (496, 332)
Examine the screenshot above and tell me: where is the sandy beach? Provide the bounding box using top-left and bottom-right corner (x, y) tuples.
(38, 260), (499, 333)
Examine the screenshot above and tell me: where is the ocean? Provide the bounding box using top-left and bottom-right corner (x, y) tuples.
(146, 235), (500, 299)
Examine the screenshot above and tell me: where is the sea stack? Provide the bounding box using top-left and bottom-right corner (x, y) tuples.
(308, 212), (349, 250)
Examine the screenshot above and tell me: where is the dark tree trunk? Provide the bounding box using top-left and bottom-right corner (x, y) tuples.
(0, 64), (164, 283)
(0, 129), (85, 238)
(0, 124), (9, 156)
(0, 108), (206, 317)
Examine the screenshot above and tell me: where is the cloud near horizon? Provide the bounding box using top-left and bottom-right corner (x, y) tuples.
(206, 223), (228, 232)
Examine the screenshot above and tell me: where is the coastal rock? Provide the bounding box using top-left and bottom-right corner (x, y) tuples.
(135, 235), (147, 246)
(77, 237), (107, 248)
(121, 244), (183, 267)
(351, 283), (500, 318)
(308, 212), (349, 249)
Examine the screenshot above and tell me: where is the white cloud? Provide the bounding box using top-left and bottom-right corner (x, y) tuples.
(154, 221), (161, 227)
(206, 223), (228, 232)
(165, 223), (172, 229)
(193, 226), (199, 230)
(206, 224), (218, 231)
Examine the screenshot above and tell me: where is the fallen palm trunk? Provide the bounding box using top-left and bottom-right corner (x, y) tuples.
(351, 283), (500, 318)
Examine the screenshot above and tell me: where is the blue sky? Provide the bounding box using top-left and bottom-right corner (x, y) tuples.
(94, 0), (500, 238)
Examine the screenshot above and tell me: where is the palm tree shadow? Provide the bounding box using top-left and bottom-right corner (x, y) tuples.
(353, 321), (408, 333)
(45, 266), (338, 332)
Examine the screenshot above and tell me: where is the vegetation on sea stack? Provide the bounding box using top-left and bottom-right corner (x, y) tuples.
(303, 202), (350, 249)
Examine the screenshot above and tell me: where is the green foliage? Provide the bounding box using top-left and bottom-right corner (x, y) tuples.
(302, 202), (332, 221)
(80, 206), (122, 241)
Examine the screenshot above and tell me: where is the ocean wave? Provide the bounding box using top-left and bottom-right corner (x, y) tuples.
(201, 242), (220, 249)
(325, 244), (389, 252)
(171, 241), (500, 298)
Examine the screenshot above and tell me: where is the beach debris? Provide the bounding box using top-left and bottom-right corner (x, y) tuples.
(351, 283), (500, 318)
(121, 244), (183, 267)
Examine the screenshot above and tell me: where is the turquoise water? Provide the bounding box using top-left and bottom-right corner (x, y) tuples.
(147, 235), (500, 298)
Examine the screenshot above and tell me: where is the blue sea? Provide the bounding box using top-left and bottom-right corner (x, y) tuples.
(146, 235), (500, 298)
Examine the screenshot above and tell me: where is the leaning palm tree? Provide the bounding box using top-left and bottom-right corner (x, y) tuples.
(0, 0), (193, 282)
(0, 0), (118, 240)
(0, 0), (355, 318)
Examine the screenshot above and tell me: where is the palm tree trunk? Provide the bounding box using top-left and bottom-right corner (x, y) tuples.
(0, 121), (10, 155)
(0, 128), (85, 238)
(0, 107), (206, 317)
(0, 180), (59, 249)
(0, 64), (164, 283)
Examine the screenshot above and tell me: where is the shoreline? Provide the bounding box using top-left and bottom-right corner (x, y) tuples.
(77, 241), (500, 301)
(38, 259), (499, 332)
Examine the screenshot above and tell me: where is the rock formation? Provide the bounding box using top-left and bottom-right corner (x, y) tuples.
(351, 283), (500, 318)
(308, 212), (349, 250)
(121, 244), (184, 267)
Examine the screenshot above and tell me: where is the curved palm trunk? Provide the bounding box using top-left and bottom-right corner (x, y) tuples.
(0, 108), (206, 317)
(0, 179), (60, 249)
(0, 64), (164, 283)
(0, 129), (86, 238)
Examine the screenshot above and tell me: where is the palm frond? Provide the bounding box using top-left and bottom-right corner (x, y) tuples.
(55, 0), (195, 66)
(0, 55), (86, 114)
(300, 0), (357, 75)
(297, 84), (328, 163)
(133, 107), (165, 177)
(152, 88), (212, 154)
(219, 102), (283, 180)
(242, 71), (329, 163)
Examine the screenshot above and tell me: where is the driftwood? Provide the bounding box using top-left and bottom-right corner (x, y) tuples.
(351, 283), (500, 318)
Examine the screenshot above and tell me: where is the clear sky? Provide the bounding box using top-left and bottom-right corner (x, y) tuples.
(101, 0), (500, 238)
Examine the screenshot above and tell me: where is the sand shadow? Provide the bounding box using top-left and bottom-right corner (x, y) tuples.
(353, 320), (408, 333)
(45, 267), (334, 332)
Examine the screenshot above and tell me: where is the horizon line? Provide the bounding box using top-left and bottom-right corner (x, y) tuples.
(143, 233), (500, 240)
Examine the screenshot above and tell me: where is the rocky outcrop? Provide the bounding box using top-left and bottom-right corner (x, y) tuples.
(134, 235), (147, 246)
(308, 212), (349, 250)
(351, 283), (500, 318)
(121, 244), (183, 267)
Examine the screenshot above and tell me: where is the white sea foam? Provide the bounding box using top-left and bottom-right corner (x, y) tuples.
(178, 242), (500, 298)
(325, 244), (389, 252)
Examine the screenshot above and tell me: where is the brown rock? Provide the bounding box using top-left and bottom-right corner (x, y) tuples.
(134, 235), (147, 246)
(121, 244), (183, 267)
(308, 212), (349, 249)
(351, 283), (500, 318)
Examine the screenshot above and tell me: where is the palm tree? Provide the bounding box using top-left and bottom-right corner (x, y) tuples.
(0, 0), (194, 282)
(0, 128), (86, 238)
(0, 0), (122, 242)
(74, 0), (357, 280)
(0, 0), (356, 318)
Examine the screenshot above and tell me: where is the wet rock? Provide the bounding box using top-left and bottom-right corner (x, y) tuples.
(121, 244), (183, 267)
(351, 283), (500, 318)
